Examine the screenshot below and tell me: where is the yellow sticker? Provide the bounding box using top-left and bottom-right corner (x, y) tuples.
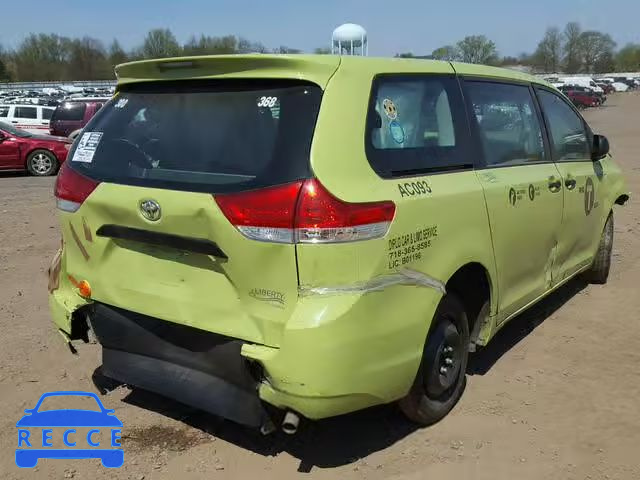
(383, 98), (398, 120)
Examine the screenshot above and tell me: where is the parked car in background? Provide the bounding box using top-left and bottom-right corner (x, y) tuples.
(559, 76), (604, 94)
(0, 121), (71, 175)
(559, 86), (602, 109)
(596, 82), (615, 95)
(611, 82), (630, 92)
(49, 98), (110, 139)
(0, 104), (56, 135)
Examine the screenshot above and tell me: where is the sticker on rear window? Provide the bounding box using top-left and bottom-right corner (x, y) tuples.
(72, 132), (103, 163)
(114, 98), (128, 109)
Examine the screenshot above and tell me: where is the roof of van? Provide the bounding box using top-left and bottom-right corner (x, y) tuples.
(114, 54), (552, 89)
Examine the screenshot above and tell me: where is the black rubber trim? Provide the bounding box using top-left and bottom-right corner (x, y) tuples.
(96, 225), (228, 259)
(91, 303), (267, 428)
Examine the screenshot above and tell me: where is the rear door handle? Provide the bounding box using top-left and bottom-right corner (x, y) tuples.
(565, 178), (577, 190)
(548, 179), (562, 192)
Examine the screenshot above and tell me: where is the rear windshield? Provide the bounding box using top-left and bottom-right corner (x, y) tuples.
(52, 102), (87, 121)
(68, 80), (322, 193)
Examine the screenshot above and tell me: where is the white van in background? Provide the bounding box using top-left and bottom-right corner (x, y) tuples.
(0, 104), (56, 134)
(559, 76), (604, 93)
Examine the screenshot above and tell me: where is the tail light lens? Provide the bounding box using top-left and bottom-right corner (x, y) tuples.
(215, 179), (395, 244)
(54, 163), (100, 213)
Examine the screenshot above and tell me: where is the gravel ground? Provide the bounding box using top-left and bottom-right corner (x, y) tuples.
(1, 92), (639, 480)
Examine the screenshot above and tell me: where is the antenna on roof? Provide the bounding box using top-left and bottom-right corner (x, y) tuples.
(332, 23), (368, 56)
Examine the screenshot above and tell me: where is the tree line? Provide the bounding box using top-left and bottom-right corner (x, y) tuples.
(0, 29), (310, 82)
(397, 22), (640, 74)
(1, 22), (639, 83)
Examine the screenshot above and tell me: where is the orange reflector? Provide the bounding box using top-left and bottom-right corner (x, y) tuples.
(77, 280), (92, 298)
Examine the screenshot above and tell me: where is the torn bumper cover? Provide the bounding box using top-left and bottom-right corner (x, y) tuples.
(90, 303), (269, 428)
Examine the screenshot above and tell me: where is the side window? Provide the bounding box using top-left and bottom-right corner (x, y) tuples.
(365, 75), (470, 177)
(537, 89), (590, 161)
(14, 106), (37, 119)
(42, 109), (53, 120)
(0, 106), (8, 117)
(465, 81), (546, 167)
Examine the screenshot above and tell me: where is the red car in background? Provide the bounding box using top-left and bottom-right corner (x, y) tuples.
(49, 98), (109, 139)
(560, 87), (601, 109)
(0, 121), (71, 176)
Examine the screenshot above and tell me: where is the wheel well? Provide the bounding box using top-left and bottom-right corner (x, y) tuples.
(446, 263), (491, 344)
(615, 194), (629, 206)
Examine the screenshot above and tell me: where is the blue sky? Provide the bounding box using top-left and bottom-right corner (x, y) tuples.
(2, 0), (639, 56)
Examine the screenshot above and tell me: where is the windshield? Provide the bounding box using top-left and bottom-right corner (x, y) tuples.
(0, 121), (32, 138)
(68, 80), (322, 194)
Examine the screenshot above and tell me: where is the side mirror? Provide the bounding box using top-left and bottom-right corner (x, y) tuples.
(592, 134), (610, 161)
(0, 132), (5, 141)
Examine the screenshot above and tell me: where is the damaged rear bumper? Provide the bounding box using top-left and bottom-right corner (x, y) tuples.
(90, 303), (269, 428)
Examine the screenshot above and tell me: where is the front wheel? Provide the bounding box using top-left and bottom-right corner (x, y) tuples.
(26, 149), (59, 176)
(399, 293), (469, 426)
(585, 213), (614, 284)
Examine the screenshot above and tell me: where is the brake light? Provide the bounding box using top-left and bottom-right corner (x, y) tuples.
(214, 179), (395, 244)
(54, 162), (100, 213)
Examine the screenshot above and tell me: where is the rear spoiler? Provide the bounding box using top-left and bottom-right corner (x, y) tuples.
(114, 54), (341, 90)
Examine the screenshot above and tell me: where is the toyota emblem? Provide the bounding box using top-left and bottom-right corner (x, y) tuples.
(139, 199), (161, 221)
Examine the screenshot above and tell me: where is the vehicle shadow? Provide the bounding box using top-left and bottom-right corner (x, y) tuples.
(93, 276), (588, 472)
(468, 276), (588, 375)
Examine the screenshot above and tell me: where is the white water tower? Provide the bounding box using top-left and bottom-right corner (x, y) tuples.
(332, 23), (368, 56)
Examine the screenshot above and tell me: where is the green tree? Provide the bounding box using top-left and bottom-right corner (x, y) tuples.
(237, 38), (268, 53)
(0, 45), (11, 82)
(68, 37), (110, 80)
(455, 35), (498, 64)
(563, 22), (583, 73)
(532, 27), (563, 73)
(313, 47), (332, 54)
(13, 33), (72, 81)
(108, 40), (128, 68)
(616, 44), (640, 71)
(579, 31), (616, 73)
(394, 52), (415, 58)
(274, 46), (301, 54)
(141, 28), (181, 58)
(183, 35), (238, 55)
(431, 45), (459, 61)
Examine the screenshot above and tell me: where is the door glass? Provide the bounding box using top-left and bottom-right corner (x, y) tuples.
(14, 106), (37, 119)
(537, 90), (590, 162)
(365, 75), (470, 177)
(466, 82), (546, 166)
(0, 106), (8, 118)
(42, 108), (53, 120)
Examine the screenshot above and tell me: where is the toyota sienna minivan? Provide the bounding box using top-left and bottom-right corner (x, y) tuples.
(48, 54), (628, 433)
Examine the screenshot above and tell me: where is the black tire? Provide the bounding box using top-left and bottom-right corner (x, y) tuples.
(585, 213), (614, 284)
(399, 293), (470, 426)
(26, 149), (59, 176)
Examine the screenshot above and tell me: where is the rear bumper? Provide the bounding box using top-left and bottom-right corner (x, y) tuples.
(90, 303), (269, 428)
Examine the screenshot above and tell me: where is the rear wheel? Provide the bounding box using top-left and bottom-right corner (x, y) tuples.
(399, 293), (469, 426)
(26, 149), (58, 176)
(585, 213), (614, 284)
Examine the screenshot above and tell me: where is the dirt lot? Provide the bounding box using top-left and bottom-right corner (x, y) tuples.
(1, 93), (639, 480)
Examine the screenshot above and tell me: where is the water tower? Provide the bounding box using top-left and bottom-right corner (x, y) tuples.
(332, 23), (368, 56)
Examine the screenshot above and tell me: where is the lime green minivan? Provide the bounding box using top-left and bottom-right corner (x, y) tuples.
(48, 55), (628, 433)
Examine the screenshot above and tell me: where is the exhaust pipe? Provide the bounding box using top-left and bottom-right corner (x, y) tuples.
(281, 411), (300, 435)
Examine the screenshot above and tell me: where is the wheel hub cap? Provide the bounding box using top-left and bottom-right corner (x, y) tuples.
(424, 320), (463, 398)
(32, 154), (52, 174)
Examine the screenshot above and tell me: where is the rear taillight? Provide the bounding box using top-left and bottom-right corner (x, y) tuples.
(214, 179), (395, 244)
(54, 163), (100, 213)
